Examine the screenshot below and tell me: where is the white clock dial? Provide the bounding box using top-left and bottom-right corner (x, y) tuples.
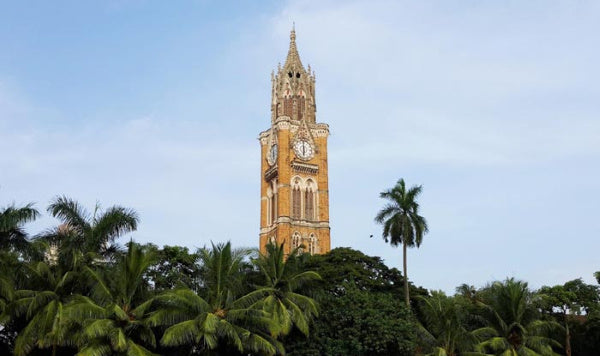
(267, 144), (278, 166)
(293, 139), (314, 160)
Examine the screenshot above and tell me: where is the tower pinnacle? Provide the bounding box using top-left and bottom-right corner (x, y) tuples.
(284, 25), (304, 71)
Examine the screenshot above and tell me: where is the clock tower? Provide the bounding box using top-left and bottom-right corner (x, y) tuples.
(258, 28), (331, 255)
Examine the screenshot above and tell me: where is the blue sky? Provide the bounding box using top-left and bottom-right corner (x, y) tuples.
(1, 0), (599, 293)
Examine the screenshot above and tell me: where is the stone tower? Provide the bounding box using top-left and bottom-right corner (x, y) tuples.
(258, 28), (331, 256)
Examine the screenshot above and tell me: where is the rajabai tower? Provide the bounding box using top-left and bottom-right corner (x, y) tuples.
(258, 28), (331, 255)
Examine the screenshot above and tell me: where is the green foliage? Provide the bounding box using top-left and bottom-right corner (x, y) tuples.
(145, 245), (201, 292)
(537, 278), (600, 356)
(10, 262), (79, 356)
(253, 243), (320, 338)
(475, 278), (562, 356)
(286, 282), (415, 356)
(285, 247), (418, 356)
(147, 242), (283, 356)
(302, 247), (427, 298)
(66, 242), (159, 356)
(416, 291), (479, 356)
(569, 312), (600, 356)
(4, 196), (600, 356)
(0, 203), (39, 257)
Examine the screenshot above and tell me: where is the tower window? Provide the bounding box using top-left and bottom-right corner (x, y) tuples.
(298, 96), (305, 120)
(284, 97), (293, 117)
(292, 232), (302, 253)
(271, 193), (277, 225)
(292, 186), (301, 219)
(296, 72), (301, 78)
(288, 71), (293, 78)
(266, 187), (273, 225)
(305, 188), (314, 221)
(309, 234), (318, 255)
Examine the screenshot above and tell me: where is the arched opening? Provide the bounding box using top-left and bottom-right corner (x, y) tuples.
(292, 231), (302, 253)
(284, 96), (293, 117)
(298, 94), (306, 121)
(270, 180), (277, 225)
(309, 234), (318, 255)
(291, 177), (302, 219)
(304, 187), (314, 221)
(305, 179), (317, 221)
(266, 187), (273, 225)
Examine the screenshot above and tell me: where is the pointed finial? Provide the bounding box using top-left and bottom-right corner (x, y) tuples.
(290, 23), (296, 43)
(284, 23), (304, 71)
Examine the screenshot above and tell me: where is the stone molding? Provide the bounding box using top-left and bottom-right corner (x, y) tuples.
(264, 165), (278, 181)
(291, 161), (318, 174)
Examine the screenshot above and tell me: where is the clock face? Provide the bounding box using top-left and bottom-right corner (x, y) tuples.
(293, 139), (313, 160)
(267, 144), (278, 166)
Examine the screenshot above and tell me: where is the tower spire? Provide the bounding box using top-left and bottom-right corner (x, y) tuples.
(284, 24), (304, 71)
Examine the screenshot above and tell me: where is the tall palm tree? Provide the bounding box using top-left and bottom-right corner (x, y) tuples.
(253, 242), (320, 338)
(40, 196), (138, 268)
(147, 242), (282, 355)
(65, 242), (158, 356)
(375, 178), (428, 307)
(0, 203), (39, 254)
(474, 278), (562, 355)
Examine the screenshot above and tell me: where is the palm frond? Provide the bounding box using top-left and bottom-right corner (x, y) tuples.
(125, 339), (159, 356)
(94, 206), (139, 243)
(160, 319), (200, 347)
(47, 196), (90, 233)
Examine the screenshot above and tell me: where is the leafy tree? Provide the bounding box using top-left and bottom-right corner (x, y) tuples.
(145, 245), (201, 292)
(562, 279), (600, 315)
(285, 247), (417, 356)
(147, 242), (281, 356)
(253, 243), (320, 338)
(474, 278), (562, 356)
(375, 178), (428, 307)
(538, 285), (576, 356)
(538, 279), (600, 356)
(569, 312), (600, 356)
(310, 247), (424, 294)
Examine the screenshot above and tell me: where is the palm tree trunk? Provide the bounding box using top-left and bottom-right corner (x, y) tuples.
(403, 240), (409, 308)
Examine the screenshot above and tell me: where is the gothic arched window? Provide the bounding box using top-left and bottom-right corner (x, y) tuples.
(292, 232), (301, 250)
(305, 179), (317, 221)
(284, 96), (293, 118)
(270, 180), (277, 225)
(298, 96), (305, 121)
(305, 187), (314, 221)
(292, 187), (301, 219)
(291, 177), (302, 220)
(266, 187), (273, 225)
(309, 234), (318, 255)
